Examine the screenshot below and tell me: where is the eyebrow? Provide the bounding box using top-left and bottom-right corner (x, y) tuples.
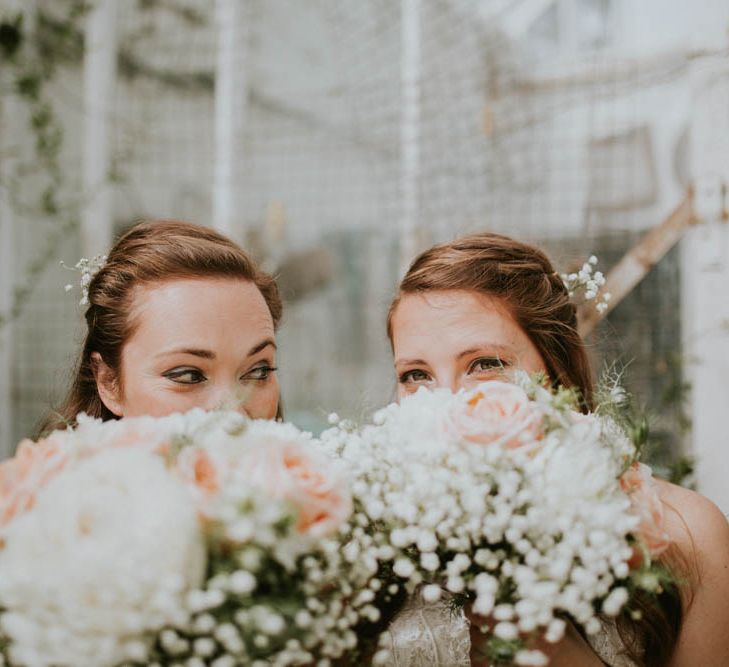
(156, 338), (276, 360)
(156, 347), (216, 360)
(395, 343), (513, 367)
(247, 338), (276, 356)
(456, 344), (513, 360)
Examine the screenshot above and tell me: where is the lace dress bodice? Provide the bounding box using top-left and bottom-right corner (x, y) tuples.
(381, 595), (639, 666)
(586, 618), (640, 667)
(379, 593), (470, 666)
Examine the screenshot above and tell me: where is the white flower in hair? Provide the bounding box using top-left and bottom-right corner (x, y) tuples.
(560, 255), (611, 314)
(61, 254), (108, 306)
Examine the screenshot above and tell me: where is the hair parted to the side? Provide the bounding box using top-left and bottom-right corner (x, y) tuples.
(388, 231), (684, 666)
(39, 219), (283, 435)
(387, 232), (595, 410)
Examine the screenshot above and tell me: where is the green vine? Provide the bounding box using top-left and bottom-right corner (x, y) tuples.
(0, 2), (89, 329)
(0, 0), (216, 331)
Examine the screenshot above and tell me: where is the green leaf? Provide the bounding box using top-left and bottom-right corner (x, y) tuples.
(0, 15), (24, 60)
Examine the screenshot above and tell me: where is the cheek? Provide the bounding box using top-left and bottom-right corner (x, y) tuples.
(243, 378), (280, 420)
(462, 368), (507, 389)
(117, 357), (200, 417)
(519, 350), (548, 377)
(121, 381), (200, 418)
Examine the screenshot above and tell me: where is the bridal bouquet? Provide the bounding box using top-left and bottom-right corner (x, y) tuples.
(0, 411), (381, 667)
(320, 376), (671, 666)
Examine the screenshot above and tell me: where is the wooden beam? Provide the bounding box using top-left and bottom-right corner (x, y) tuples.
(578, 189), (697, 338)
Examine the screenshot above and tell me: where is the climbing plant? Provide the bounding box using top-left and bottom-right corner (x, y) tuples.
(0, 1), (89, 328)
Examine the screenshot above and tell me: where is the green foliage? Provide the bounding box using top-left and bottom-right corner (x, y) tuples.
(657, 352), (692, 436)
(0, 14), (23, 60)
(482, 636), (525, 666)
(666, 455), (695, 489)
(595, 362), (695, 487)
(446, 591), (470, 613)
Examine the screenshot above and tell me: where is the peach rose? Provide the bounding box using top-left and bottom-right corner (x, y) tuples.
(448, 381), (544, 448)
(620, 462), (671, 559)
(0, 434), (70, 528)
(175, 446), (222, 505)
(247, 439), (353, 538)
(99, 420), (172, 457)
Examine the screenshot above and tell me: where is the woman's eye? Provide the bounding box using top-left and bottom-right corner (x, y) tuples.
(163, 368), (206, 385)
(399, 369), (431, 384)
(469, 357), (506, 374)
(243, 365), (277, 382)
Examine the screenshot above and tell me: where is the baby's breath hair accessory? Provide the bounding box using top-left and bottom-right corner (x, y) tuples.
(61, 254), (107, 306)
(560, 255), (611, 314)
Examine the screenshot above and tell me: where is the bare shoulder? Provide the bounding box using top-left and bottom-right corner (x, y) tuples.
(656, 480), (729, 568)
(656, 481), (729, 666)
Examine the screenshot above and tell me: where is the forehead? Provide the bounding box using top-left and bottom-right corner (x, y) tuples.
(128, 277), (273, 342)
(391, 290), (528, 356)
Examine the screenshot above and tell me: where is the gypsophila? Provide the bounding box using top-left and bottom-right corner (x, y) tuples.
(560, 255), (611, 314)
(318, 372), (672, 665)
(61, 253), (107, 306)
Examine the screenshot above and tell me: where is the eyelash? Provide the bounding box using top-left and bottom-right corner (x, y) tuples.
(398, 357), (508, 384)
(469, 357), (507, 373)
(245, 365), (278, 381)
(163, 368), (206, 385)
(162, 365), (278, 386)
(398, 369), (430, 384)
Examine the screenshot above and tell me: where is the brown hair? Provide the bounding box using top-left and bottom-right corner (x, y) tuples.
(388, 232), (684, 665)
(387, 232), (594, 409)
(40, 219), (282, 434)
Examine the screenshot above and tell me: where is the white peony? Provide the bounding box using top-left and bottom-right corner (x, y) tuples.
(0, 448), (205, 667)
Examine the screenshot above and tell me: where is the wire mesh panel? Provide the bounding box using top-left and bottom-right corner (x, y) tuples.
(5, 0), (728, 460)
(112, 0), (217, 226)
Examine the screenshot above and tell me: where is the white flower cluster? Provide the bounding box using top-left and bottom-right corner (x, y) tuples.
(560, 255), (611, 314)
(319, 377), (653, 665)
(61, 254), (107, 306)
(0, 411), (379, 667)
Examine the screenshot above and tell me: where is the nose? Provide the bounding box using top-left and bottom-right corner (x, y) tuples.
(206, 384), (251, 416)
(433, 375), (462, 394)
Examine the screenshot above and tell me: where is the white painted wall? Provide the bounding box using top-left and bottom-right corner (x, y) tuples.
(684, 60), (729, 513)
(617, 0), (729, 56)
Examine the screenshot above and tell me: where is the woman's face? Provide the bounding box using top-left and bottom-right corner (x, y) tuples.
(95, 278), (279, 419)
(391, 289), (547, 399)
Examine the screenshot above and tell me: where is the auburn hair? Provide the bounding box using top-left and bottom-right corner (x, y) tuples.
(40, 219), (282, 434)
(388, 232), (685, 665)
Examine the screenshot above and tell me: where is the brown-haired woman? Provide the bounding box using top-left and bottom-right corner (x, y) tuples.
(41, 219), (283, 434)
(386, 232), (729, 666)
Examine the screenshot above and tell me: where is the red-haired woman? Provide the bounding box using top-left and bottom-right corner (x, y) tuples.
(384, 233), (729, 666)
(41, 219), (282, 434)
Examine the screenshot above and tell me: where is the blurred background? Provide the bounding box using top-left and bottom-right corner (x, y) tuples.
(0, 0), (728, 511)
